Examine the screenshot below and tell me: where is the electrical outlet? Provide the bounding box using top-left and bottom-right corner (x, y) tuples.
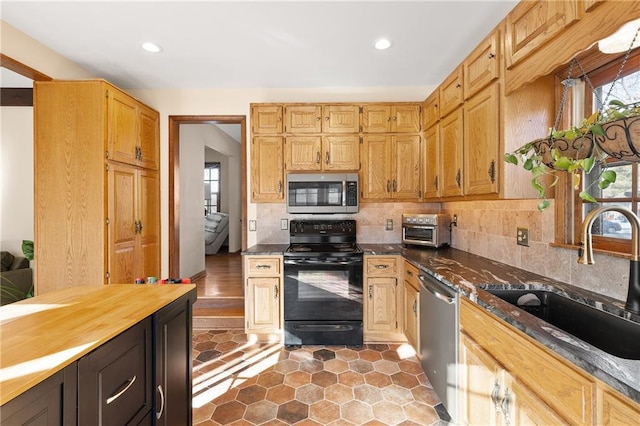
(249, 220), (257, 231)
(517, 227), (529, 247)
(281, 219), (288, 230)
(386, 219), (393, 231)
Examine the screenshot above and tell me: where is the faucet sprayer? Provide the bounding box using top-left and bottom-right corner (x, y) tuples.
(578, 205), (640, 313)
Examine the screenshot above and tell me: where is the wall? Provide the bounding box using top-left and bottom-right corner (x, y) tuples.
(0, 107), (33, 255)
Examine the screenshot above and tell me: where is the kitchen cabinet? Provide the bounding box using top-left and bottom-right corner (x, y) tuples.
(364, 256), (403, 342)
(504, 0), (580, 70)
(464, 28), (500, 99)
(439, 108), (464, 198)
(78, 317), (153, 425)
(244, 255), (283, 337)
(284, 104), (360, 134)
(423, 91), (440, 129)
(422, 125), (440, 199)
(460, 298), (595, 424)
(361, 134), (421, 201)
(34, 80), (160, 292)
(463, 82), (499, 196)
(284, 135), (360, 171)
(251, 104), (283, 134)
(0, 365), (77, 425)
(362, 104), (421, 133)
(108, 164), (160, 284)
(598, 383), (640, 425)
(251, 136), (284, 201)
(402, 260), (419, 353)
(439, 66), (464, 119)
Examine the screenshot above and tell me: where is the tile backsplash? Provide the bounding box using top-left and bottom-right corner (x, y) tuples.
(255, 199), (630, 302)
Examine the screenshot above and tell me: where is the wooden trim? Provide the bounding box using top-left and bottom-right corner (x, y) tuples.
(168, 115), (247, 279)
(1, 54), (52, 82)
(1, 88), (33, 106)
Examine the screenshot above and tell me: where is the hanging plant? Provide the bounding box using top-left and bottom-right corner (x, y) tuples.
(592, 100), (640, 161)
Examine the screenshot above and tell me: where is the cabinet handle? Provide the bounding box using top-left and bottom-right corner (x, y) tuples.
(316, 151), (321, 164)
(374, 264), (389, 269)
(412, 300), (417, 315)
(502, 388), (512, 426)
(434, 176), (438, 190)
(491, 380), (501, 413)
(156, 385), (165, 420)
(392, 179), (397, 192)
(325, 152), (330, 165)
(456, 169), (461, 188)
(256, 264), (272, 270)
(274, 284), (279, 299)
(386, 180), (391, 193)
(488, 160), (495, 183)
(106, 375), (137, 405)
(368, 285), (373, 299)
(278, 180), (283, 194)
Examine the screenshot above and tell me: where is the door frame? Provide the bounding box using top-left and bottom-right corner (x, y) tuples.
(168, 115), (247, 278)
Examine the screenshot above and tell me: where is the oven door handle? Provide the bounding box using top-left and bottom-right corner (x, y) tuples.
(284, 258), (363, 266)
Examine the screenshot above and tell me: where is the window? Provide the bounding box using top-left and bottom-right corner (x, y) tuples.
(204, 162), (220, 215)
(563, 49), (640, 254)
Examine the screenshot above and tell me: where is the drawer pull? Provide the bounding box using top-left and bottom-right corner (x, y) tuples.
(256, 264), (272, 270)
(374, 264), (389, 269)
(156, 385), (165, 419)
(106, 375), (137, 405)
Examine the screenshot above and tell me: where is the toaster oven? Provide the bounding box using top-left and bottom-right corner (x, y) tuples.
(402, 213), (450, 248)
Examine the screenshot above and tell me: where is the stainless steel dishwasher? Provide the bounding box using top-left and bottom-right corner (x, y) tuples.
(419, 271), (459, 423)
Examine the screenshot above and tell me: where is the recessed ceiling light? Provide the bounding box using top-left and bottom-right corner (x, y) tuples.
(141, 42), (162, 53)
(374, 38), (392, 50)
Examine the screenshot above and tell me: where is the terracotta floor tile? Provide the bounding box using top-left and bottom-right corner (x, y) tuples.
(382, 384), (414, 405)
(243, 400), (278, 424)
(236, 384), (267, 404)
(210, 400), (246, 424)
(277, 399), (309, 423)
(373, 358), (402, 375)
(391, 371), (420, 388)
(325, 383), (354, 404)
(341, 399), (374, 424)
(309, 399), (341, 424)
(338, 370), (365, 387)
(335, 348), (360, 361)
(364, 370), (393, 388)
(299, 358), (324, 374)
(311, 370), (337, 387)
(349, 358), (374, 374)
(359, 349), (383, 362)
(295, 383), (324, 404)
(398, 359), (424, 375)
(257, 370), (285, 388)
(273, 359), (300, 374)
(324, 358), (349, 373)
(284, 370), (311, 387)
(266, 384), (296, 405)
(372, 400), (407, 424)
(353, 384), (384, 405)
(404, 400), (440, 424)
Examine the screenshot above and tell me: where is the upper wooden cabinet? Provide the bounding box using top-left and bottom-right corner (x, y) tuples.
(284, 105), (360, 134)
(284, 135), (360, 171)
(107, 88), (159, 170)
(251, 105), (283, 134)
(251, 136), (284, 202)
(362, 104), (421, 133)
(285, 105), (322, 133)
(439, 108), (464, 198)
(422, 124), (440, 199)
(323, 105), (360, 133)
(423, 90), (440, 129)
(439, 66), (464, 118)
(504, 0), (580, 69)
(464, 28), (501, 99)
(34, 80), (160, 292)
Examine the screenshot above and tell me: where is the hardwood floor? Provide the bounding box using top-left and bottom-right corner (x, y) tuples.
(193, 249), (244, 328)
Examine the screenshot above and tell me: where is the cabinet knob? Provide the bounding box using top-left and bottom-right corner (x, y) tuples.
(488, 52), (496, 59)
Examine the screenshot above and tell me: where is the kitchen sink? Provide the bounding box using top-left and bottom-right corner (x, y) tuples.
(483, 288), (640, 360)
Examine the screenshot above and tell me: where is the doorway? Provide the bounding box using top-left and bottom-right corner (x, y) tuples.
(168, 115), (247, 279)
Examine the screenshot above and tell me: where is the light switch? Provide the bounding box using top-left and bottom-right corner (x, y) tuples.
(249, 220), (257, 231)
(281, 219), (288, 230)
(386, 219), (393, 231)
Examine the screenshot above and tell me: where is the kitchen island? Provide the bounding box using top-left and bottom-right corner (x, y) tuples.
(0, 284), (196, 424)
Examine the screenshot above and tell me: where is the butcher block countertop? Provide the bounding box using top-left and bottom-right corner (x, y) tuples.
(0, 284), (196, 405)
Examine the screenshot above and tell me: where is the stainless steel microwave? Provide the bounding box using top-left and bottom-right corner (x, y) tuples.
(286, 173), (359, 214)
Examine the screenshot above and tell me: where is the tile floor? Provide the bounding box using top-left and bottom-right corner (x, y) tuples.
(192, 329), (448, 425)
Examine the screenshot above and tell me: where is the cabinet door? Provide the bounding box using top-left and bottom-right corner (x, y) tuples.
(251, 105), (283, 134)
(323, 135), (360, 171)
(423, 125), (440, 199)
(439, 108), (464, 197)
(392, 135), (421, 200)
(506, 374), (567, 426)
(403, 281), (419, 352)
(362, 105), (392, 133)
(109, 164), (137, 284)
(155, 291), (195, 426)
(108, 87), (138, 166)
(464, 29), (500, 99)
(439, 67), (464, 118)
(361, 135), (393, 199)
(246, 277), (281, 333)
(424, 91), (440, 129)
(365, 277), (397, 334)
(78, 318), (152, 425)
(0, 365), (77, 426)
(137, 169), (160, 279)
(322, 105), (360, 133)
(285, 105), (322, 133)
(285, 136), (322, 171)
(504, 0), (580, 69)
(251, 136), (284, 201)
(392, 105), (421, 133)
(598, 385), (640, 425)
(138, 104), (159, 170)
(463, 83), (499, 196)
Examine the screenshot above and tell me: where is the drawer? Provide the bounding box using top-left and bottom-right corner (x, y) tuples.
(403, 261), (420, 291)
(246, 257), (281, 276)
(366, 256), (398, 277)
(78, 318), (152, 425)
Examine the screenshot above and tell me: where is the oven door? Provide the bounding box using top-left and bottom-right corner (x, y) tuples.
(402, 225), (436, 247)
(284, 257), (363, 320)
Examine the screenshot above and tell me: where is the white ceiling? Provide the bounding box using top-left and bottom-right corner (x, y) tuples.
(1, 0), (518, 90)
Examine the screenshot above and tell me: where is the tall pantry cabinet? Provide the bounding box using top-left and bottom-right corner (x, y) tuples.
(34, 80), (160, 293)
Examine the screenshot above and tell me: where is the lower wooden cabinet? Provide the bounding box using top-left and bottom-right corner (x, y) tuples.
(402, 260), (420, 353)
(364, 256), (404, 342)
(244, 255), (283, 337)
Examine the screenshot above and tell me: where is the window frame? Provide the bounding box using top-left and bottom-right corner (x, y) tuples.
(204, 162), (221, 214)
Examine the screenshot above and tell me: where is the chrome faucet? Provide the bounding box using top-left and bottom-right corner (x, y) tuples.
(578, 205), (640, 313)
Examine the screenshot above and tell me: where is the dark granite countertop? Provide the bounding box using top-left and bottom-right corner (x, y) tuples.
(359, 243), (640, 403)
(243, 242), (640, 402)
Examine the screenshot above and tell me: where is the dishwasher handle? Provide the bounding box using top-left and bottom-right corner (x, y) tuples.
(418, 274), (456, 304)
